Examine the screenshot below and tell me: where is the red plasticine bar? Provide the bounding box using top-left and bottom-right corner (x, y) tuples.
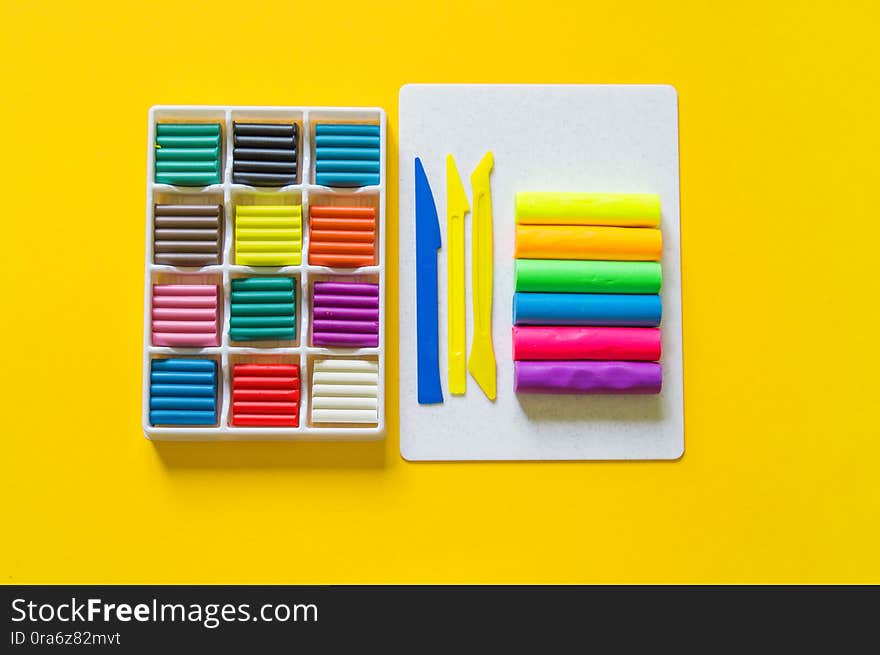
(232, 414), (299, 427)
(512, 326), (661, 361)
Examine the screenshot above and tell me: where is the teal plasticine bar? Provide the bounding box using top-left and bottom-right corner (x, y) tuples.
(156, 135), (220, 148)
(314, 134), (380, 148)
(513, 292), (662, 326)
(230, 315), (296, 328)
(155, 160), (219, 173)
(315, 147), (381, 161)
(150, 410), (216, 425)
(231, 290), (295, 304)
(156, 172), (221, 186)
(150, 396), (216, 411)
(315, 160), (380, 173)
(155, 147), (219, 161)
(151, 358), (216, 372)
(230, 302), (296, 316)
(231, 276), (294, 291)
(156, 123), (220, 136)
(315, 124), (380, 136)
(229, 327), (296, 341)
(316, 173), (380, 187)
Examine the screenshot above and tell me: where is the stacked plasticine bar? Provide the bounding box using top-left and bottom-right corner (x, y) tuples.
(512, 193), (664, 394)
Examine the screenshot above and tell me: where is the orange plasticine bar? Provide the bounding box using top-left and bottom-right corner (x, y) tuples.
(515, 224), (662, 261)
(309, 254), (375, 267)
(309, 206), (375, 219)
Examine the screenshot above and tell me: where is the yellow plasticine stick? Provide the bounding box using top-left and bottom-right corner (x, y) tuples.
(467, 152), (496, 400)
(235, 253), (301, 266)
(515, 224), (662, 261)
(236, 205), (302, 217)
(515, 192), (661, 227)
(446, 154), (470, 395)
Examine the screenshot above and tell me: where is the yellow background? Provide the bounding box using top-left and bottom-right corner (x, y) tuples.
(1, 1), (878, 583)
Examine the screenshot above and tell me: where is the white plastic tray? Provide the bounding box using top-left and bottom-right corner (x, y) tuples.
(398, 84), (683, 460)
(142, 105), (386, 441)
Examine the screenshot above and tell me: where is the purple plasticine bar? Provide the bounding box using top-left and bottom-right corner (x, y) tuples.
(313, 306), (380, 321)
(514, 361), (662, 395)
(313, 281), (379, 296)
(313, 319), (380, 334)
(312, 294), (379, 309)
(312, 332), (379, 348)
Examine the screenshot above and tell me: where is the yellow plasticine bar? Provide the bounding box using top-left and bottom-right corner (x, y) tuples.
(515, 224), (662, 261)
(446, 154), (469, 395)
(235, 216), (301, 228)
(234, 241), (301, 252)
(236, 205), (302, 217)
(236, 228), (301, 240)
(515, 192), (661, 227)
(235, 253), (302, 266)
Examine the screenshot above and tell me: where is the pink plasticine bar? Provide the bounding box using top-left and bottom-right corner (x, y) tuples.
(152, 332), (219, 347)
(153, 284), (217, 296)
(152, 307), (217, 320)
(512, 326), (661, 361)
(152, 295), (217, 308)
(152, 320), (218, 333)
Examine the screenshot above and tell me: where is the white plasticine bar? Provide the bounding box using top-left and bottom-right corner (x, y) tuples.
(312, 409), (378, 424)
(312, 371), (379, 385)
(311, 396), (378, 410)
(142, 105), (387, 441)
(312, 384), (378, 398)
(313, 359), (378, 373)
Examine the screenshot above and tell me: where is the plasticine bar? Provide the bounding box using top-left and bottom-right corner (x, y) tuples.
(311, 409), (378, 424)
(315, 161), (381, 173)
(231, 277), (294, 291)
(314, 135), (381, 148)
(512, 326), (661, 361)
(515, 192), (661, 227)
(515, 259), (662, 294)
(234, 123), (296, 136)
(514, 361), (662, 394)
(234, 147), (297, 162)
(233, 415), (298, 427)
(156, 123), (220, 136)
(309, 206), (375, 219)
(151, 358), (216, 371)
(314, 281), (379, 295)
(312, 333), (379, 348)
(313, 319), (379, 334)
(315, 147), (381, 161)
(513, 293), (661, 326)
(315, 124), (380, 136)
(313, 307), (379, 321)
(516, 225), (661, 261)
(156, 172), (220, 186)
(150, 410), (217, 425)
(313, 294), (379, 309)
(316, 173), (381, 187)
(150, 396), (216, 411)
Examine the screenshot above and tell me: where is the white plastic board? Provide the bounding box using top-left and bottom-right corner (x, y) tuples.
(398, 84), (683, 460)
(143, 105), (386, 441)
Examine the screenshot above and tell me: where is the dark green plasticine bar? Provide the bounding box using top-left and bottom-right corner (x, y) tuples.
(231, 277), (294, 291)
(230, 316), (296, 328)
(231, 290), (295, 304)
(156, 123), (220, 136)
(514, 259), (662, 294)
(230, 303), (296, 316)
(229, 327), (297, 341)
(155, 147), (219, 161)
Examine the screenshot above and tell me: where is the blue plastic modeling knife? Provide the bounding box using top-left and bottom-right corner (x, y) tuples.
(415, 157), (443, 404)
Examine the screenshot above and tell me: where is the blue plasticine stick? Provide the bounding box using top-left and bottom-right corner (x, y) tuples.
(150, 370), (216, 385)
(150, 383), (216, 397)
(150, 396), (216, 411)
(414, 157), (443, 404)
(314, 135), (381, 148)
(315, 147), (380, 161)
(513, 293), (662, 326)
(316, 173), (380, 187)
(315, 160), (381, 173)
(150, 410), (216, 426)
(151, 358), (216, 372)
(315, 124), (380, 136)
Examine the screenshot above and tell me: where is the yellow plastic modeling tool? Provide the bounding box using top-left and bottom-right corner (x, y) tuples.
(467, 152), (496, 400)
(446, 155), (470, 395)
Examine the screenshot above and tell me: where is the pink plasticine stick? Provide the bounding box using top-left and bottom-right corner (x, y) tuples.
(152, 295), (217, 309)
(152, 332), (219, 347)
(153, 285), (217, 296)
(152, 320), (218, 333)
(512, 326), (661, 361)
(152, 307), (217, 320)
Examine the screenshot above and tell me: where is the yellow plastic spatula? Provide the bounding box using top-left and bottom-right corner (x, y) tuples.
(467, 151), (496, 400)
(446, 154), (470, 395)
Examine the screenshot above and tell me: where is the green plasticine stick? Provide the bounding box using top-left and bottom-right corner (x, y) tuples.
(514, 259), (662, 294)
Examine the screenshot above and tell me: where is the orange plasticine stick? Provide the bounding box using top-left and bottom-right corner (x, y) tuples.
(515, 224), (662, 261)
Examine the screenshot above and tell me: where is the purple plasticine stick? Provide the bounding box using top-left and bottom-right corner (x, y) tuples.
(514, 361), (661, 395)
(313, 332), (379, 348)
(313, 319), (379, 334)
(313, 307), (379, 321)
(313, 281), (379, 296)
(313, 294), (379, 309)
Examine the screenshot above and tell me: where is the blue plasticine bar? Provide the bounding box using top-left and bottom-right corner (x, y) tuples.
(150, 370), (216, 385)
(314, 135), (380, 148)
(315, 160), (381, 173)
(152, 358), (216, 372)
(315, 147), (381, 161)
(150, 410), (216, 426)
(316, 173), (380, 187)
(513, 293), (662, 326)
(150, 383), (216, 397)
(150, 396), (217, 411)
(315, 124), (380, 136)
